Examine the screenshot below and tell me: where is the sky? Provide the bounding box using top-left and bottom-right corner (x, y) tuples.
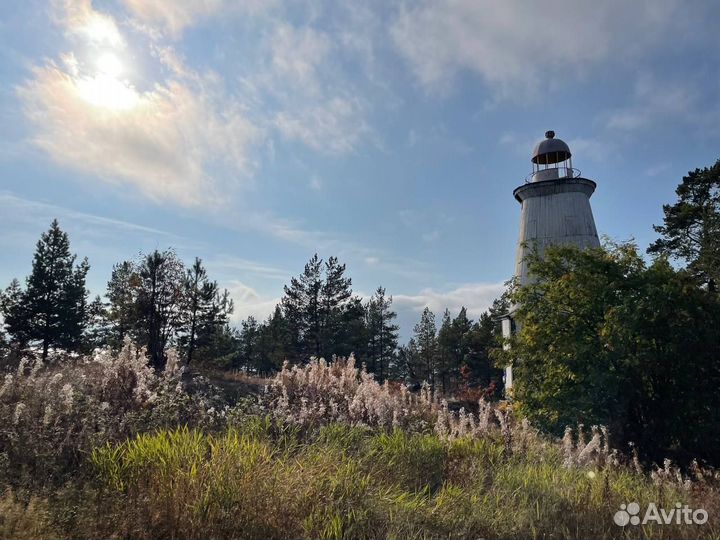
(1, 0), (719, 341)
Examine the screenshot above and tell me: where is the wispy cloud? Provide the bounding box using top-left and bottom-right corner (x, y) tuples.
(262, 22), (373, 155)
(206, 256), (290, 282)
(120, 0), (274, 38)
(394, 282), (506, 319)
(55, 0), (125, 47)
(391, 0), (684, 98)
(0, 192), (176, 237)
(603, 73), (705, 132)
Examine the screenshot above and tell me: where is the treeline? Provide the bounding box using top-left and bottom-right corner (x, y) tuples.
(0, 220), (503, 393)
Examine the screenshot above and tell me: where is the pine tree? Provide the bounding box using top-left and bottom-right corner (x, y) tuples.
(648, 160), (720, 291)
(106, 261), (139, 348)
(451, 307), (472, 365)
(337, 295), (367, 360)
(413, 307), (437, 387)
(197, 323), (241, 370)
(256, 305), (289, 374)
(365, 287), (399, 381)
(9, 220), (89, 359)
(83, 295), (110, 351)
(436, 309), (454, 393)
(135, 250), (186, 370)
(282, 254), (323, 361)
(281, 254), (363, 362)
(464, 313), (500, 387)
(1, 279), (28, 347)
(320, 257), (352, 357)
(238, 316), (260, 372)
(392, 338), (421, 383)
(60, 257), (90, 351)
(181, 258), (233, 365)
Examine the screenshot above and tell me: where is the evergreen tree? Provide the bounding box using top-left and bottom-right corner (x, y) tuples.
(464, 312), (501, 388)
(648, 159), (720, 291)
(1, 279), (28, 347)
(256, 305), (289, 374)
(135, 250), (186, 370)
(282, 254), (323, 361)
(60, 257), (91, 351)
(451, 306), (473, 372)
(392, 338), (421, 383)
(413, 307), (437, 387)
(365, 287), (399, 381)
(238, 316), (261, 372)
(196, 323), (241, 370)
(436, 309), (454, 393)
(337, 295), (367, 360)
(181, 258), (233, 365)
(7, 220), (89, 359)
(320, 257), (353, 357)
(281, 254), (359, 362)
(83, 295), (110, 351)
(106, 261), (139, 348)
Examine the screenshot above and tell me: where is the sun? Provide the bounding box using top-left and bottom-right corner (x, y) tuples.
(97, 52), (123, 78)
(75, 52), (139, 111)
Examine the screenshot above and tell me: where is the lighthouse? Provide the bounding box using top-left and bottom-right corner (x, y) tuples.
(502, 130), (600, 390)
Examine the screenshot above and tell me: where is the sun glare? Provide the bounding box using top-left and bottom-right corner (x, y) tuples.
(75, 52), (138, 111)
(97, 52), (123, 78)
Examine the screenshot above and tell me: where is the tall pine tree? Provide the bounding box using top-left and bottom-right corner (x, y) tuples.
(365, 287), (399, 381)
(135, 250), (186, 370)
(413, 307), (437, 388)
(180, 258), (233, 365)
(106, 261), (139, 349)
(436, 309), (454, 393)
(1, 279), (28, 348)
(282, 254), (323, 361)
(320, 257), (352, 357)
(5, 220), (89, 359)
(256, 305), (289, 374)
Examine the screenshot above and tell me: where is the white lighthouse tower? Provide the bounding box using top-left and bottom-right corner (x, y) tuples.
(503, 130), (600, 390)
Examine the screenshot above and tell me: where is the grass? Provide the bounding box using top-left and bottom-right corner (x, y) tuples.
(2, 350), (718, 539)
(3, 419), (706, 539)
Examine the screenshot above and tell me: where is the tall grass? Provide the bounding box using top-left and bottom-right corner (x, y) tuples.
(2, 350), (719, 538)
(82, 424), (719, 539)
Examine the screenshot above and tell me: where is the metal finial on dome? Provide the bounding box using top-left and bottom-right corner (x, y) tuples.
(545, 130), (555, 139)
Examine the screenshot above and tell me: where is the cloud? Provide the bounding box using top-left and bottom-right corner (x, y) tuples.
(0, 192), (178, 238)
(262, 23), (372, 154)
(18, 3), (259, 208)
(603, 73), (701, 132)
(274, 96), (370, 154)
(224, 280), (280, 324)
(270, 23), (330, 94)
(56, 0), (125, 47)
(394, 282), (506, 319)
(391, 0), (682, 97)
(120, 0), (273, 38)
(206, 256), (290, 282)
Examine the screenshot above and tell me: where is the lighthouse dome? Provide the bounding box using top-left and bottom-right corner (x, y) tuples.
(531, 130), (571, 165)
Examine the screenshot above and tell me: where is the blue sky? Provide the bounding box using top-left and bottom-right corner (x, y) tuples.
(1, 0), (719, 340)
